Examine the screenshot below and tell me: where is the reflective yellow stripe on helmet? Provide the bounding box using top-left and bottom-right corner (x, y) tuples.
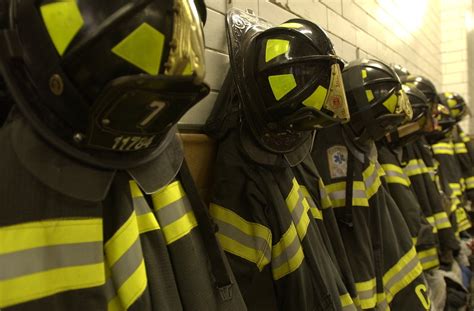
(303, 85), (328, 110)
(112, 23), (165, 75)
(265, 39), (290, 62)
(40, 0), (84, 56)
(268, 74), (297, 100)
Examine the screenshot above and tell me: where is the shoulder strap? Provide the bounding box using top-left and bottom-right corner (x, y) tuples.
(178, 159), (234, 301)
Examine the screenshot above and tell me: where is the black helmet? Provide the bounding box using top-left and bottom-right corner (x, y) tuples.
(0, 0), (209, 169)
(425, 98), (454, 143)
(343, 58), (412, 142)
(386, 83), (429, 146)
(440, 92), (468, 122)
(403, 75), (439, 104)
(226, 8), (350, 153)
(391, 63), (410, 80)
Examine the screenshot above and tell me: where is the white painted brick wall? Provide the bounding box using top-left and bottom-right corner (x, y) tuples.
(180, 0), (473, 133)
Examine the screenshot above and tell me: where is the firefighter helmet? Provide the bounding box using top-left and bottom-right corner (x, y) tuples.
(386, 84), (429, 146)
(343, 58), (412, 142)
(391, 63), (410, 80)
(425, 98), (454, 143)
(440, 92), (468, 122)
(226, 8), (350, 153)
(0, 0), (209, 169)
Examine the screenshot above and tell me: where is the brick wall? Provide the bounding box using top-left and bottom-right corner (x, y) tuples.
(441, 0), (472, 131)
(180, 0), (473, 133)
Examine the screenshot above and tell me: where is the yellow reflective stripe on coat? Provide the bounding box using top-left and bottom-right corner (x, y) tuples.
(454, 142), (468, 154)
(151, 181), (198, 244)
(318, 179), (333, 209)
(105, 212), (147, 310)
(286, 179), (311, 239)
(383, 247), (423, 304)
(434, 211), (452, 230)
(377, 292), (390, 311)
(325, 181), (368, 208)
(417, 247), (440, 271)
(381, 163), (411, 187)
(355, 278), (377, 309)
(0, 219), (104, 308)
(426, 216), (435, 227)
(465, 177), (474, 190)
(210, 203), (272, 271)
(455, 208), (472, 233)
(271, 223), (304, 280)
(449, 183), (462, 197)
(403, 159), (430, 177)
(129, 181), (160, 234)
(340, 293), (356, 311)
(362, 163), (383, 199)
(299, 185), (323, 220)
(432, 142), (454, 155)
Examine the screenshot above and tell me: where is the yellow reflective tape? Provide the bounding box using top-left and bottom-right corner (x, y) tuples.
(366, 90), (374, 102)
(465, 177), (474, 189)
(136, 213), (160, 234)
(40, 0), (84, 56)
(216, 233), (271, 271)
(286, 179), (311, 239)
(418, 247), (440, 271)
(299, 186), (323, 220)
(412, 237), (418, 246)
(355, 278), (377, 309)
(454, 143), (468, 154)
(286, 178), (302, 213)
(447, 98), (457, 108)
(363, 164), (383, 199)
(161, 211), (197, 244)
(114, 260), (147, 310)
(318, 180), (333, 209)
(210, 204), (272, 270)
(272, 224), (304, 280)
(415, 284), (431, 309)
(362, 69), (367, 79)
(105, 214), (139, 267)
(112, 23), (165, 75)
(434, 211), (452, 230)
(151, 181), (186, 210)
(309, 208), (323, 220)
(325, 181), (369, 207)
(432, 143), (454, 155)
(303, 85), (328, 110)
(129, 180), (143, 198)
(0, 263), (104, 308)
(265, 39), (290, 62)
(340, 293), (354, 308)
(383, 247), (423, 303)
(210, 204), (272, 244)
(279, 22), (304, 28)
(383, 93), (398, 113)
(268, 74), (297, 100)
(108, 296), (121, 311)
(0, 218), (102, 255)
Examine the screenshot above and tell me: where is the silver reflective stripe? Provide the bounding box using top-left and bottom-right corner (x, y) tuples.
(384, 254), (420, 294)
(358, 287), (376, 302)
(0, 241), (102, 280)
(291, 190), (306, 226)
(104, 277), (117, 301)
(155, 196), (193, 227)
(272, 231), (300, 269)
(376, 296), (389, 311)
(329, 189), (366, 200)
(133, 197), (152, 216)
(435, 215), (449, 227)
(109, 238), (143, 287)
(214, 218), (272, 263)
(384, 169), (405, 179)
(364, 167), (379, 189)
(420, 254), (438, 266)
